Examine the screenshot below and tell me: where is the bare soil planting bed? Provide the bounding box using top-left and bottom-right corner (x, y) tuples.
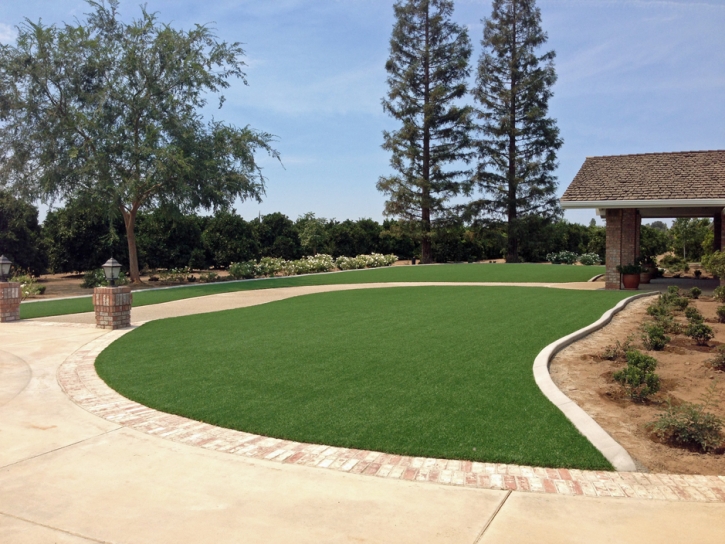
(551, 295), (725, 475)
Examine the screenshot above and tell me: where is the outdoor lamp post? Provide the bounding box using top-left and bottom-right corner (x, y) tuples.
(0, 255), (11, 281)
(102, 257), (122, 286)
(94, 257), (131, 329)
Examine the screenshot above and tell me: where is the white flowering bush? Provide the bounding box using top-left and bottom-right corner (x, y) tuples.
(228, 261), (257, 279)
(546, 251), (579, 265)
(226, 253), (398, 280)
(256, 257), (285, 277)
(335, 256), (366, 270)
(578, 253), (602, 266)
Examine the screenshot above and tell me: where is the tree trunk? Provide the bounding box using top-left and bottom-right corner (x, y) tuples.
(506, 1), (519, 264)
(120, 204), (142, 284)
(421, 4), (432, 265)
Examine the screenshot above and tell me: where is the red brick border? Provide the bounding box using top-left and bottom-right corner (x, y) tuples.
(55, 330), (725, 503)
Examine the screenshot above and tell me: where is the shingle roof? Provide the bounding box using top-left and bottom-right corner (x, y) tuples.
(561, 150), (725, 202)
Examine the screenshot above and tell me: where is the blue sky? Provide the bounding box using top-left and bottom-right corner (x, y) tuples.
(1, 0), (724, 226)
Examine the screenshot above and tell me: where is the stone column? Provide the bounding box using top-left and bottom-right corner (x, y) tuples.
(605, 209), (637, 290)
(93, 286), (132, 329)
(0, 282), (21, 322)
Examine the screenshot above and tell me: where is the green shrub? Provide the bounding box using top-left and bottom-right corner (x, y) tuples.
(613, 350), (660, 401)
(647, 299), (671, 318)
(80, 268), (129, 288)
(661, 286), (689, 311)
(600, 337), (633, 361)
(716, 306), (725, 324)
(256, 257), (285, 277)
(694, 269), (702, 278)
(641, 323), (670, 351)
(660, 254), (689, 273)
(616, 263), (643, 274)
(708, 347), (725, 371)
(546, 251), (579, 265)
(654, 314), (683, 335)
(715, 286), (725, 303)
(684, 306), (704, 323)
(702, 250), (725, 279)
(650, 384), (723, 453)
(159, 267), (190, 284)
(228, 261), (257, 280)
(9, 273), (43, 299)
(578, 253), (601, 266)
(690, 287), (702, 299)
(685, 322), (714, 346)
(199, 271), (219, 283)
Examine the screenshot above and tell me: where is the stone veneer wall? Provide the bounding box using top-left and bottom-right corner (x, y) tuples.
(93, 286), (132, 329)
(0, 282), (21, 322)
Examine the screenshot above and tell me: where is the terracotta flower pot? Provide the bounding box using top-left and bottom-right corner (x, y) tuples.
(640, 271), (652, 284)
(622, 273), (641, 290)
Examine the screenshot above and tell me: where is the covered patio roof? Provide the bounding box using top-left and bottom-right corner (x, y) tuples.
(560, 150), (725, 289)
(561, 150), (725, 217)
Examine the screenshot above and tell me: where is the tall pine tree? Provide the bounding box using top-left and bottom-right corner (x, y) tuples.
(378, 0), (474, 264)
(470, 0), (562, 262)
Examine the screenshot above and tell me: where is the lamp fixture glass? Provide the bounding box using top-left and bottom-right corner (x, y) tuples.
(0, 255), (12, 281)
(102, 257), (122, 286)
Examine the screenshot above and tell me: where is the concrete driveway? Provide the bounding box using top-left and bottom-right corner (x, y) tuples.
(2, 285), (724, 543)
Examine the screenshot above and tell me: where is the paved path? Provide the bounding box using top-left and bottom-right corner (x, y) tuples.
(2, 283), (724, 543)
(36, 281), (601, 325)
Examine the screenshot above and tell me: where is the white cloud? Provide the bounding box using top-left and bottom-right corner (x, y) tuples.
(0, 23), (17, 44)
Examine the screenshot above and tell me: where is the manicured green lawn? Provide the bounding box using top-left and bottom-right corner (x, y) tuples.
(96, 286), (627, 469)
(21, 263), (604, 319)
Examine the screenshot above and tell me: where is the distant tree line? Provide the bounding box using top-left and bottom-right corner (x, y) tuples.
(1, 190), (613, 275)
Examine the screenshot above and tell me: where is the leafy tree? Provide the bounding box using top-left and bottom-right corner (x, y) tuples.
(378, 0), (474, 264)
(202, 211), (258, 268)
(43, 199), (126, 274)
(252, 212), (301, 260)
(328, 219), (383, 257)
(640, 224), (670, 261)
(0, 1), (278, 282)
(469, 0), (562, 262)
(136, 209), (205, 270)
(0, 190), (47, 275)
(296, 212), (329, 255)
(671, 218), (710, 261)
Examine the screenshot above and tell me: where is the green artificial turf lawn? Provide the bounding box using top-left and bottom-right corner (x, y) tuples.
(96, 286), (628, 469)
(20, 263), (604, 319)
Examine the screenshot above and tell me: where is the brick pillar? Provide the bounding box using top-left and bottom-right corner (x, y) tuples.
(633, 211), (641, 260)
(93, 286), (132, 329)
(605, 209), (637, 290)
(605, 210), (622, 290)
(0, 282), (21, 322)
(717, 213), (724, 252)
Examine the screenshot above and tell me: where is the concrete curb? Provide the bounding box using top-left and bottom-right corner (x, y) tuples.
(588, 273), (604, 282)
(533, 292), (658, 472)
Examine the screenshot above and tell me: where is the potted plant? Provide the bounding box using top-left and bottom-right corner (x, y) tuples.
(617, 263), (643, 289)
(638, 256), (655, 284)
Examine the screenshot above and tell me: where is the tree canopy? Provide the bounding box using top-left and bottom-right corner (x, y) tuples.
(378, 0), (474, 264)
(469, 0), (562, 262)
(0, 0), (279, 282)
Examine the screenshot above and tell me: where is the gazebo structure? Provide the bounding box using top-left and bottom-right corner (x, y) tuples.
(560, 150), (725, 290)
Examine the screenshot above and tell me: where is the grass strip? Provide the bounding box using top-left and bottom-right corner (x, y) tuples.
(97, 286), (628, 469)
(21, 263), (604, 319)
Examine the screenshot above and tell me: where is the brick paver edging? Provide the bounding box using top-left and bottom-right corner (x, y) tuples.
(56, 328), (725, 503)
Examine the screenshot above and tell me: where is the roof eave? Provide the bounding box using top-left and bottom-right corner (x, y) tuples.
(560, 198), (725, 209)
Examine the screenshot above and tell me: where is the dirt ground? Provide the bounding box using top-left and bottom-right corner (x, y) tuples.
(32, 270), (234, 299)
(551, 295), (725, 475)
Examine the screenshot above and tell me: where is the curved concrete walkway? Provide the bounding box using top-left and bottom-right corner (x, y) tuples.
(1, 283), (724, 543)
